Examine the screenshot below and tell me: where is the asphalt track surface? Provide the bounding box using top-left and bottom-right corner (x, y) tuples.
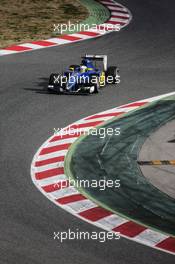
(0, 0), (175, 263)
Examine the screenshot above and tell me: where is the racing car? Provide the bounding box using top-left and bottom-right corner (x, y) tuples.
(48, 55), (120, 94)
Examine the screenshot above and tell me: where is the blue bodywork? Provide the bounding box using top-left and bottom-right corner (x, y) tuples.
(62, 59), (101, 92)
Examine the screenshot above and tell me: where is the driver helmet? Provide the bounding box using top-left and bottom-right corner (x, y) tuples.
(80, 65), (87, 73)
(81, 59), (91, 66)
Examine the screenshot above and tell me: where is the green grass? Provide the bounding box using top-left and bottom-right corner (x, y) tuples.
(0, 0), (88, 48)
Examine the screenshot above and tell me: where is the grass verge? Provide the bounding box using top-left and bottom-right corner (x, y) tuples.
(0, 0), (88, 48)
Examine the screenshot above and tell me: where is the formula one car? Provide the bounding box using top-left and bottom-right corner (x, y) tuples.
(48, 55), (120, 94)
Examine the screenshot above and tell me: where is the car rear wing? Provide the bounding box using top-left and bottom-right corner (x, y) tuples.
(82, 54), (108, 71)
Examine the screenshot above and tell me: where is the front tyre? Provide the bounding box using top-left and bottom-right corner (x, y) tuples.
(48, 73), (62, 93)
(89, 75), (100, 94)
(94, 77), (100, 93)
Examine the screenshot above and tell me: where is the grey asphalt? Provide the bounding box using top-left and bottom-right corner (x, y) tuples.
(0, 0), (175, 263)
(139, 119), (175, 199)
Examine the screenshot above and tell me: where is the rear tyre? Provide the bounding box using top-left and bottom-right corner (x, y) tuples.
(106, 66), (120, 84)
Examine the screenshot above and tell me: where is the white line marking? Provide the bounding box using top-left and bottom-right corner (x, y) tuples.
(70, 33), (93, 39)
(47, 38), (71, 44)
(109, 17), (128, 23)
(66, 199), (96, 213)
(37, 150), (68, 161)
(97, 214), (128, 229)
(37, 174), (67, 187)
(47, 137), (77, 148)
(50, 186), (78, 199)
(34, 162), (64, 173)
(111, 12), (130, 18)
(108, 6), (127, 11)
(18, 43), (43, 49)
(0, 50), (16, 55)
(135, 229), (168, 246)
